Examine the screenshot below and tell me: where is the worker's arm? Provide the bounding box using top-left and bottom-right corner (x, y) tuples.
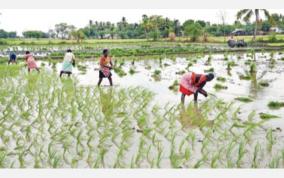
(198, 88), (208, 97)
(198, 82), (208, 97)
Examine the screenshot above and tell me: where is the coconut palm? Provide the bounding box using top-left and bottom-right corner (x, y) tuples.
(237, 9), (270, 41)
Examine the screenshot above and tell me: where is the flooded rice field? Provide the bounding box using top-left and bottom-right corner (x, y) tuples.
(0, 51), (284, 168)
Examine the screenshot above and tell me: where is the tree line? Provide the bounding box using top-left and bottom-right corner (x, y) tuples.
(0, 10), (284, 42)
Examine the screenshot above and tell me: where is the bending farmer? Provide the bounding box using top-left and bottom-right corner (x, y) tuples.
(179, 72), (214, 104)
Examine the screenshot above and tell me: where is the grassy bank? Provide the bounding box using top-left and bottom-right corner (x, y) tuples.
(1, 34), (284, 46)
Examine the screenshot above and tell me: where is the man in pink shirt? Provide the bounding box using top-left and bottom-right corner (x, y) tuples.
(180, 72), (214, 104)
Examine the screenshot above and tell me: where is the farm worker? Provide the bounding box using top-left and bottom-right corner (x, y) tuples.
(8, 52), (17, 64)
(180, 72), (214, 104)
(97, 49), (113, 86)
(60, 49), (76, 77)
(25, 51), (40, 73)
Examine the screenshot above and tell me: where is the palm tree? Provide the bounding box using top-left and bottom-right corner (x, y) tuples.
(237, 9), (270, 41)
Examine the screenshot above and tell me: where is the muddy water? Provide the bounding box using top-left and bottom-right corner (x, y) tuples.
(37, 52), (284, 130)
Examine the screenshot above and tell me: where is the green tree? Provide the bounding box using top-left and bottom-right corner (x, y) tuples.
(55, 23), (70, 39)
(22, 31), (47, 38)
(183, 22), (203, 42)
(237, 9), (270, 41)
(70, 29), (85, 43)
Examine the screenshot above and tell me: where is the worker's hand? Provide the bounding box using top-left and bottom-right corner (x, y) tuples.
(203, 92), (208, 97)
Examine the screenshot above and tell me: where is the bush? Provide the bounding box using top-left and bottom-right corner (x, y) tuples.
(0, 40), (7, 45)
(184, 22), (203, 42)
(268, 33), (277, 43)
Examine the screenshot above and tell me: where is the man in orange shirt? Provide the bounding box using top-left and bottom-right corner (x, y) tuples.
(97, 49), (113, 86)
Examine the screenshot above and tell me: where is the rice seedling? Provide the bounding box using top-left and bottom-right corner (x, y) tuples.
(0, 150), (6, 168)
(236, 140), (246, 168)
(251, 143), (261, 168)
(216, 77), (226, 82)
(175, 70), (186, 75)
(151, 70), (161, 81)
(213, 83), (228, 90)
(129, 68), (136, 75)
(168, 80), (179, 92)
(114, 67), (127, 77)
(204, 67), (214, 73)
(269, 156), (281, 168)
(235, 97), (253, 103)
(259, 113), (279, 120)
(259, 80), (269, 87)
(266, 129), (275, 153)
(267, 101), (284, 109)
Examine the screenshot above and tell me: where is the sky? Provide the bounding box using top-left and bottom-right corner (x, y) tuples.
(0, 9), (283, 35)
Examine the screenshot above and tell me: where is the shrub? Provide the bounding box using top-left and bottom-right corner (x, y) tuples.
(268, 33), (277, 43)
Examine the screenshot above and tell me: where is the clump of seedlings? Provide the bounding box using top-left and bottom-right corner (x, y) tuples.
(259, 81), (269, 87)
(268, 101), (284, 109)
(235, 97), (253, 103)
(77, 64), (87, 74)
(216, 77), (226, 82)
(176, 70), (186, 75)
(129, 68), (136, 75)
(168, 80), (179, 92)
(239, 73), (251, 80)
(259, 113), (279, 120)
(151, 69), (161, 81)
(213, 83), (228, 90)
(227, 61), (237, 71)
(204, 67), (214, 73)
(186, 62), (193, 69)
(205, 55), (212, 65)
(114, 67), (127, 77)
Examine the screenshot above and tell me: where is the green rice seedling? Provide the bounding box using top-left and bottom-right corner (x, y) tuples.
(269, 156), (281, 168)
(193, 156), (206, 168)
(211, 151), (221, 168)
(226, 141), (236, 168)
(214, 83), (228, 90)
(236, 140), (246, 168)
(259, 113), (279, 120)
(114, 67), (127, 77)
(156, 143), (163, 168)
(216, 76), (226, 82)
(281, 149), (284, 166)
(204, 67), (214, 73)
(251, 143), (261, 168)
(239, 73), (251, 80)
(235, 97), (253, 103)
(224, 54), (228, 61)
(151, 70), (161, 81)
(176, 70), (186, 75)
(259, 80), (269, 87)
(267, 101), (284, 109)
(168, 80), (179, 92)
(186, 62), (193, 69)
(227, 61), (237, 70)
(205, 55), (212, 65)
(0, 150), (6, 168)
(266, 129), (275, 153)
(249, 62), (257, 74)
(184, 147), (191, 162)
(129, 68), (136, 75)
